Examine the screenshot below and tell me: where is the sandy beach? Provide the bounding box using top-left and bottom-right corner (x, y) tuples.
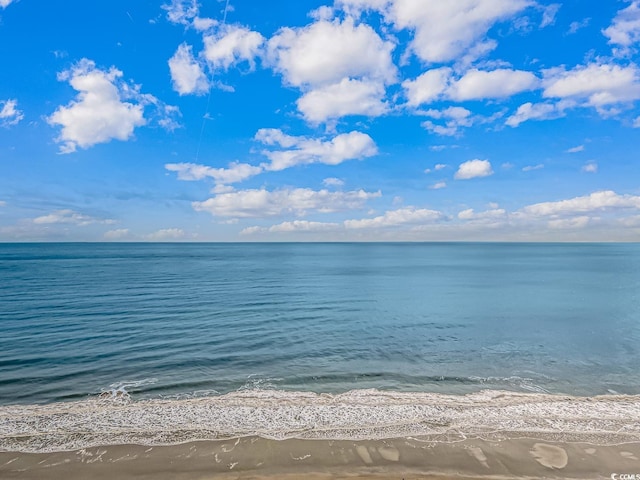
(2, 389), (640, 479)
(2, 436), (640, 479)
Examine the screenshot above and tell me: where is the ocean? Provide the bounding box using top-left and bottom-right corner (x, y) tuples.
(2, 242), (639, 407)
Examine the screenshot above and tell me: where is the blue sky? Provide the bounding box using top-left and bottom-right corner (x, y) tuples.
(1, 0), (639, 241)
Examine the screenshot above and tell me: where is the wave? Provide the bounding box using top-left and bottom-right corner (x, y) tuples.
(1, 388), (640, 453)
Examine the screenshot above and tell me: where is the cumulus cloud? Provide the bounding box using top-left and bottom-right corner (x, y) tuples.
(0, 99), (23, 127)
(255, 129), (378, 171)
(0, 0), (15, 8)
(454, 159), (494, 179)
(429, 182), (447, 190)
(203, 24), (264, 71)
(241, 221), (340, 235)
(602, 1), (640, 55)
(33, 209), (115, 226)
(448, 69), (539, 101)
(344, 207), (443, 229)
(337, 0), (532, 63)
(48, 59), (178, 153)
(147, 228), (186, 240)
(542, 63), (640, 110)
(193, 188), (381, 218)
(505, 101), (564, 127)
(457, 208), (506, 222)
(166, 130), (377, 187)
(521, 190), (640, 217)
(266, 17), (396, 88)
(163, 0), (199, 26)
(242, 206), (443, 234)
(169, 43), (209, 95)
(296, 78), (388, 123)
(421, 106), (473, 136)
(166, 161), (263, 185)
(548, 216), (591, 229)
(403, 68), (538, 106)
(582, 161), (598, 173)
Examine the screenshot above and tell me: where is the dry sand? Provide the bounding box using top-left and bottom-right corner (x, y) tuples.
(2, 436), (639, 479)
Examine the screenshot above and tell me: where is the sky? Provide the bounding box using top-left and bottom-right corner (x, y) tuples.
(0, 0), (639, 242)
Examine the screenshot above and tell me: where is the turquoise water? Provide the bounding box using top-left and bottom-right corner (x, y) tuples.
(1, 242), (639, 405)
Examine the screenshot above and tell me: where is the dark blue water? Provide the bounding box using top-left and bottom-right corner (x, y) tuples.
(1, 243), (639, 405)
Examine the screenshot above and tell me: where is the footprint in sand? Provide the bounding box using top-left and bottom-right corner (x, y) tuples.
(378, 446), (400, 462)
(530, 443), (568, 469)
(355, 445), (373, 464)
(467, 446), (490, 469)
(620, 451), (639, 461)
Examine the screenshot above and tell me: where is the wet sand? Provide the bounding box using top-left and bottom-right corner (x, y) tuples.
(2, 436), (640, 479)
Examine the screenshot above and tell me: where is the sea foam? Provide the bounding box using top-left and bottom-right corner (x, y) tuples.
(1, 389), (640, 453)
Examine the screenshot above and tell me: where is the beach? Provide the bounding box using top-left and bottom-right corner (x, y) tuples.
(3, 436), (640, 479)
(2, 389), (640, 479)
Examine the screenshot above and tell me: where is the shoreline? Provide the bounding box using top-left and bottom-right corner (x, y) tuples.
(3, 389), (640, 478)
(2, 389), (640, 452)
(2, 436), (639, 479)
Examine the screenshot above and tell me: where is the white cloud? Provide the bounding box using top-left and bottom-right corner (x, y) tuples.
(169, 43), (209, 95)
(542, 63), (640, 109)
(449, 69), (539, 101)
(266, 17), (396, 88)
(0, 0), (15, 8)
(296, 78), (388, 123)
(0, 99), (24, 127)
(429, 182), (447, 190)
(104, 228), (131, 240)
(339, 0), (532, 63)
(255, 129), (378, 171)
(634, 116), (640, 127)
(147, 228), (186, 240)
(435, 163), (448, 170)
(567, 18), (590, 35)
(404, 68), (538, 106)
(505, 101), (563, 127)
(48, 59), (177, 153)
(566, 145), (584, 153)
(602, 1), (640, 55)
(323, 177), (345, 187)
(454, 159), (494, 179)
(343, 207), (443, 229)
(33, 209), (115, 226)
(203, 24), (264, 71)
(458, 208), (506, 221)
(548, 216), (591, 229)
(166, 161), (263, 185)
(193, 188), (381, 218)
(421, 106), (473, 136)
(0, 201), (7, 207)
(521, 190), (640, 217)
(163, 0), (198, 26)
(402, 68), (452, 106)
(269, 220), (341, 233)
(582, 161), (598, 173)
(522, 163), (544, 171)
(540, 3), (561, 28)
